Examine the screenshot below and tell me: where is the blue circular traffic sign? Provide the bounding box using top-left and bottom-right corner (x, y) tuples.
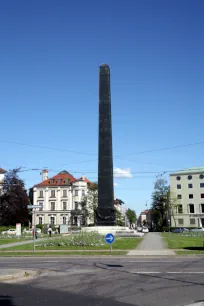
(105, 233), (115, 244)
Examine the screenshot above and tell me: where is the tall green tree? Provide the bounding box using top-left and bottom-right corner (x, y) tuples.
(82, 183), (98, 225)
(116, 209), (125, 226)
(151, 178), (170, 230)
(0, 168), (30, 226)
(126, 209), (137, 227)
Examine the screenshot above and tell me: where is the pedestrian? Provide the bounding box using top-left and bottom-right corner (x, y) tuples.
(48, 226), (52, 237)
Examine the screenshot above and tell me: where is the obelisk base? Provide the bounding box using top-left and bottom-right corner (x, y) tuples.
(96, 207), (116, 226)
(81, 226), (144, 237)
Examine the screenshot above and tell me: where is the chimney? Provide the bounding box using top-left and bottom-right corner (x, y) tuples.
(41, 169), (48, 181)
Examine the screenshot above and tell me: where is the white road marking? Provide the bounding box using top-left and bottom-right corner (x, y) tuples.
(126, 261), (181, 263)
(133, 271), (204, 274)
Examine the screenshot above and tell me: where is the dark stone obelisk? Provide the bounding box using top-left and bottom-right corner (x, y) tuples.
(96, 64), (116, 226)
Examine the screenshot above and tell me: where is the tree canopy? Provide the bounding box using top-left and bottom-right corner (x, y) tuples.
(126, 209), (137, 226)
(0, 168), (30, 226)
(151, 178), (170, 230)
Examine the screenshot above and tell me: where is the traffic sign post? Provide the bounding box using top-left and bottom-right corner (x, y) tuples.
(27, 204), (43, 252)
(105, 233), (115, 253)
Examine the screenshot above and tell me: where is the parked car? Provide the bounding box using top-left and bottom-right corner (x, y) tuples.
(172, 228), (189, 233)
(142, 227), (149, 233)
(1, 229), (16, 235)
(137, 226), (142, 232)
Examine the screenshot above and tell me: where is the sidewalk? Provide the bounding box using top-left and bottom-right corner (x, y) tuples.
(0, 238), (45, 250)
(128, 233), (175, 256)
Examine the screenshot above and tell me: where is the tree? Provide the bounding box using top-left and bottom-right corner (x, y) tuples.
(0, 168), (30, 226)
(151, 178), (170, 231)
(126, 209), (137, 227)
(81, 183), (98, 225)
(116, 209), (125, 226)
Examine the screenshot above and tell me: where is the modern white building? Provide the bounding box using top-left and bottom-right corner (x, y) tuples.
(31, 170), (90, 226)
(0, 168), (6, 196)
(170, 167), (204, 228)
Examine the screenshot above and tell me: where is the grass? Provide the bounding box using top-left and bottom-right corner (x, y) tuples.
(3, 237), (141, 251)
(161, 233), (204, 254)
(0, 251), (127, 257)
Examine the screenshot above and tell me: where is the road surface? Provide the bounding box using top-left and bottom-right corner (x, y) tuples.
(0, 256), (204, 306)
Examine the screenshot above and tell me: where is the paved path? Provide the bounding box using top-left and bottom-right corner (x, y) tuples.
(128, 232), (175, 255)
(0, 238), (45, 250)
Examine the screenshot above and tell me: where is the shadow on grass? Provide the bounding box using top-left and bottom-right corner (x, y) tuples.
(184, 247), (204, 250)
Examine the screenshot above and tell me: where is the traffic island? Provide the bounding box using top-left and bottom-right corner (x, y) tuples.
(0, 269), (40, 282)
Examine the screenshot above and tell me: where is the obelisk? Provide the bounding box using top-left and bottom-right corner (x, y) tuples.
(96, 64), (116, 226)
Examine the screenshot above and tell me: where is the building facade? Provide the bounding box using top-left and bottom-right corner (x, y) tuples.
(0, 168), (6, 196)
(170, 167), (204, 228)
(31, 170), (90, 227)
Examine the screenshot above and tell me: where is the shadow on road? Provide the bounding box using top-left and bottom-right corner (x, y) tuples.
(0, 282), (135, 306)
(0, 296), (16, 306)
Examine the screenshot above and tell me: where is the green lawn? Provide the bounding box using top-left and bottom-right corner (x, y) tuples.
(161, 233), (204, 250)
(0, 238), (28, 245)
(3, 237), (141, 251)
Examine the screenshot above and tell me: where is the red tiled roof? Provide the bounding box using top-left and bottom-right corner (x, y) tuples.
(77, 176), (91, 183)
(0, 168), (6, 174)
(34, 171), (76, 187)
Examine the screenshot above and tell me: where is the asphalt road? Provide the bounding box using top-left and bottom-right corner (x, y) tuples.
(1, 256), (204, 306)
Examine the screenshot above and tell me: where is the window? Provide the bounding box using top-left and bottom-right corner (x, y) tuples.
(188, 184), (193, 188)
(50, 217), (55, 225)
(189, 204), (195, 213)
(178, 205), (183, 213)
(177, 194), (182, 199)
(75, 202), (78, 210)
(51, 190), (55, 198)
(75, 190), (78, 196)
(63, 190), (67, 197)
(201, 194), (204, 198)
(201, 204), (204, 213)
(200, 174), (204, 179)
(188, 175), (192, 180)
(58, 179), (62, 184)
(177, 184), (181, 189)
(178, 219), (183, 225)
(63, 202), (67, 211)
(200, 183), (204, 188)
(65, 178), (69, 184)
(51, 202), (55, 211)
(39, 202), (43, 211)
(190, 218), (195, 225)
(176, 176), (181, 181)
(82, 190), (85, 197)
(39, 217), (42, 225)
(189, 194), (193, 199)
(39, 190), (43, 197)
(63, 216), (66, 225)
(50, 179), (54, 184)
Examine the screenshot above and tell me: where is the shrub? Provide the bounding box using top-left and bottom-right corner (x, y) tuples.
(41, 232), (105, 248)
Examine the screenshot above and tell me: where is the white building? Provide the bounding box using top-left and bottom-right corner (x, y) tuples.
(31, 170), (91, 226)
(0, 168), (6, 196)
(170, 167), (204, 228)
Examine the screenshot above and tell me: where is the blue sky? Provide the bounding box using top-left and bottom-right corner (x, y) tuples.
(0, 0), (204, 214)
